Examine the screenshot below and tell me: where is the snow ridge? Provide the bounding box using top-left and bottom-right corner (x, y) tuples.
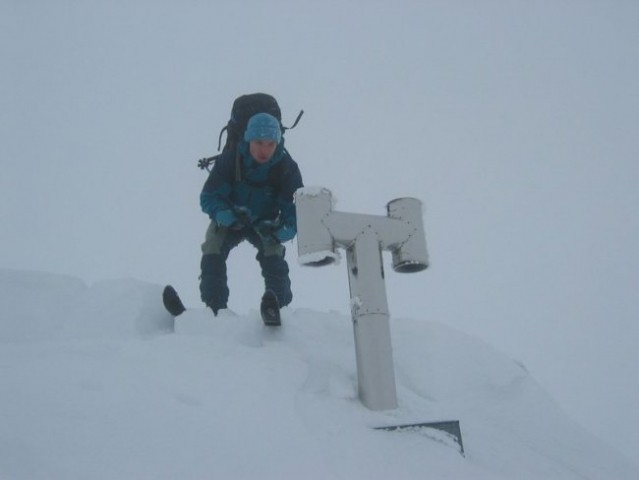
(0, 269), (636, 479)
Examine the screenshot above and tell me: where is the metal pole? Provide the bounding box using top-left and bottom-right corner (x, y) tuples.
(347, 227), (398, 410)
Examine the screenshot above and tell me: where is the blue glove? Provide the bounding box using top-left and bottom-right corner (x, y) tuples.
(274, 224), (296, 243)
(215, 209), (239, 228)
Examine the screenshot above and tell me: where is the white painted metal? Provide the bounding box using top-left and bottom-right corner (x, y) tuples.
(295, 187), (428, 410)
(347, 227), (398, 410)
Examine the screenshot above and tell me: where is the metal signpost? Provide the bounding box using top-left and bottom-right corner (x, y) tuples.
(295, 187), (428, 410)
(295, 187), (465, 454)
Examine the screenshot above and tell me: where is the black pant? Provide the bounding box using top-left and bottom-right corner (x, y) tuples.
(199, 224), (292, 312)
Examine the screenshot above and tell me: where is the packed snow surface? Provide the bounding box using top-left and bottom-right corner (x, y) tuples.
(0, 269), (636, 479)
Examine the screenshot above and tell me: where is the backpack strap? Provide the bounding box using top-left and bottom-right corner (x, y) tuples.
(283, 110), (304, 132)
(217, 126), (228, 151)
(234, 149), (242, 183)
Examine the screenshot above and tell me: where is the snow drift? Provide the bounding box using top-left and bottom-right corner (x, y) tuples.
(0, 268), (636, 479)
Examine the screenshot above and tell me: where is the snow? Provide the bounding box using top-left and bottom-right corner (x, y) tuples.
(296, 186), (333, 199)
(1, 268), (636, 479)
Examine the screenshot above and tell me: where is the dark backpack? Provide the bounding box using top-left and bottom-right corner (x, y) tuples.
(198, 93), (303, 171)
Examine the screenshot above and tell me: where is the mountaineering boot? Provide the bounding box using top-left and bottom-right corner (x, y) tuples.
(207, 304), (226, 317)
(162, 285), (186, 317)
(260, 289), (281, 326)
(259, 254), (292, 308)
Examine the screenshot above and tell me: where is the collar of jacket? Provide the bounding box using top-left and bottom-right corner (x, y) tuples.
(238, 138), (286, 170)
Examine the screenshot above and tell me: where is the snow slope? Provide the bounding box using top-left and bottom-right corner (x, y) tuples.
(0, 268), (636, 479)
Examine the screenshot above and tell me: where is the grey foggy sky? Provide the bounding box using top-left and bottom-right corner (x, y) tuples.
(2, 0), (638, 463)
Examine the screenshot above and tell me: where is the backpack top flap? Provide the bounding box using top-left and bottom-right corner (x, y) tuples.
(219, 93), (282, 151)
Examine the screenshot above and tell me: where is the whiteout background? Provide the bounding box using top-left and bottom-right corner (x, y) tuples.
(2, 0), (638, 466)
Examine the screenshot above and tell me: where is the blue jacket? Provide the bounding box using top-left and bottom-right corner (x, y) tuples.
(200, 139), (303, 238)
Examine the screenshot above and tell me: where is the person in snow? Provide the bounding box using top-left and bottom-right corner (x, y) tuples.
(199, 112), (303, 317)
